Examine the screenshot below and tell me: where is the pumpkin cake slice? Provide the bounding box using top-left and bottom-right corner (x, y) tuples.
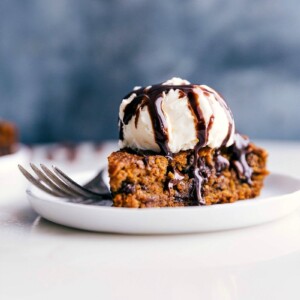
(108, 77), (268, 208)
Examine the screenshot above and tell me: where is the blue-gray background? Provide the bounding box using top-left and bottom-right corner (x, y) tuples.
(1, 0), (299, 143)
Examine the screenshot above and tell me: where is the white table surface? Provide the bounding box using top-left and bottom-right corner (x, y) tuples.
(1, 140), (300, 300)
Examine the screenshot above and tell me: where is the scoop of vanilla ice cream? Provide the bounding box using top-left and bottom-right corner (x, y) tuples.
(119, 77), (235, 153)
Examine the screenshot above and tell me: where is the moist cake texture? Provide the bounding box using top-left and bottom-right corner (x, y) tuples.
(108, 135), (268, 208)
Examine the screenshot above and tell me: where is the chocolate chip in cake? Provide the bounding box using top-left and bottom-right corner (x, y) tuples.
(120, 182), (136, 194)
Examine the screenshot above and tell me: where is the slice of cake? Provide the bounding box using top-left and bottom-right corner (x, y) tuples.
(0, 120), (18, 156)
(108, 77), (268, 208)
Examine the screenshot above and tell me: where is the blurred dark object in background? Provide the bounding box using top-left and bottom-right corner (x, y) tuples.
(0, 120), (18, 155)
(0, 0), (299, 143)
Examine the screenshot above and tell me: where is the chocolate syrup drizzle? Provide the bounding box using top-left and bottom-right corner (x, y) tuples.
(229, 133), (253, 184)
(119, 82), (250, 205)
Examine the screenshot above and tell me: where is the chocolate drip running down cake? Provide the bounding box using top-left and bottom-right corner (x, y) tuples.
(0, 120), (18, 157)
(108, 78), (268, 208)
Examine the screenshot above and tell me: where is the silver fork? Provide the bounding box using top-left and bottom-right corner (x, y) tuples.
(18, 163), (112, 205)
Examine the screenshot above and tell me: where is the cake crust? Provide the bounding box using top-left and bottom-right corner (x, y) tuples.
(108, 142), (268, 208)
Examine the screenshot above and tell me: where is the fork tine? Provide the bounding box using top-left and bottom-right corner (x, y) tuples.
(18, 164), (63, 197)
(52, 166), (109, 199)
(29, 163), (69, 197)
(83, 169), (110, 194)
(40, 164), (90, 198)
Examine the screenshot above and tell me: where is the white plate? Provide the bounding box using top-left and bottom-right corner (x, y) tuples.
(0, 145), (29, 170)
(27, 172), (300, 234)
